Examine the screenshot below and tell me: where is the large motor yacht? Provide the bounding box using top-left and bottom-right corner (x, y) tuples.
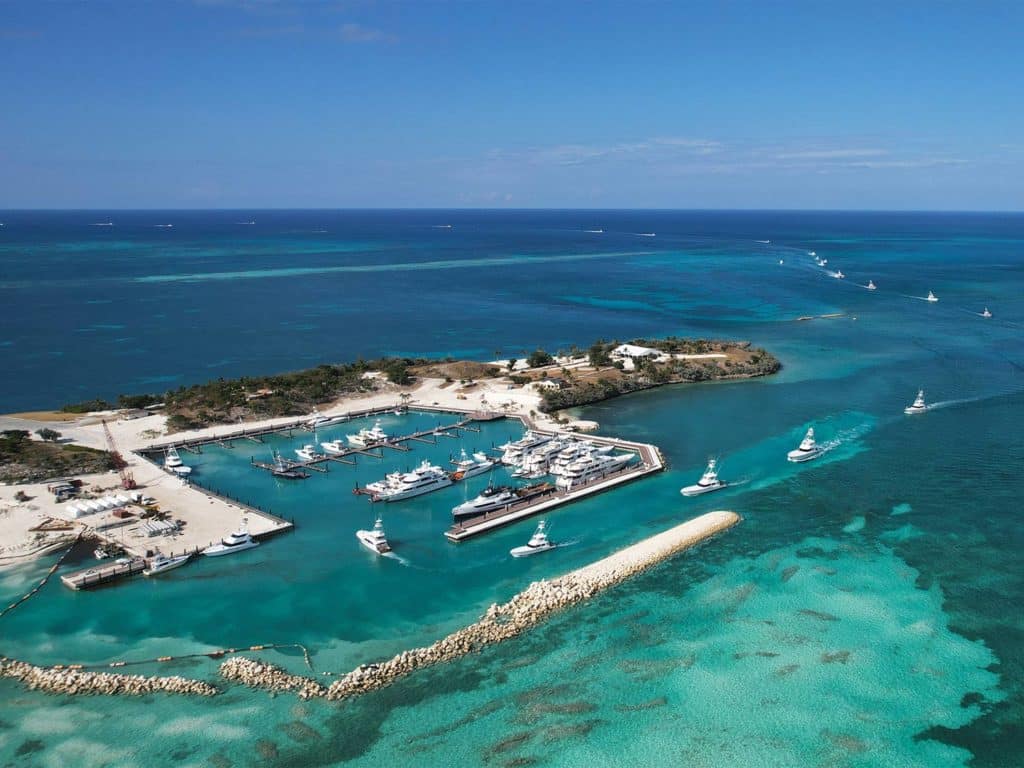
(555, 452), (633, 490)
(499, 431), (554, 465)
(450, 449), (495, 480)
(347, 420), (388, 447)
(787, 428), (825, 463)
(372, 461), (453, 502)
(143, 551), (191, 576)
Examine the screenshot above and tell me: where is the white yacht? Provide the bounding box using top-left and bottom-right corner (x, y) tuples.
(511, 521), (557, 557)
(450, 449), (495, 479)
(832, 270), (845, 279)
(867, 280), (877, 290)
(511, 439), (567, 478)
(500, 431), (553, 465)
(548, 441), (613, 476)
(904, 390), (928, 415)
(321, 439), (347, 454)
(808, 251), (817, 257)
(926, 291), (939, 302)
(347, 420), (388, 447)
(356, 516), (391, 554)
(452, 484), (519, 520)
(203, 521), (260, 557)
(681, 458), (727, 497)
(555, 452), (633, 490)
(143, 551), (191, 576)
(306, 409), (330, 428)
(982, 307), (992, 318)
(372, 461), (453, 502)
(295, 444), (320, 461)
(164, 447), (192, 476)
(787, 428), (825, 463)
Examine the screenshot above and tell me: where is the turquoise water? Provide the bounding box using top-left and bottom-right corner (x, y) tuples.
(2, 211), (1024, 766)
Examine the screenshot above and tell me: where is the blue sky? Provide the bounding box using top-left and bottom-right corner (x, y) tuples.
(1, 0), (1022, 209)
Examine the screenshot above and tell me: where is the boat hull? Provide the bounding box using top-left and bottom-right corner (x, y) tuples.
(511, 543), (556, 557)
(143, 555), (190, 576)
(787, 449), (823, 463)
(904, 406), (927, 415)
(380, 478), (454, 502)
(356, 532), (391, 554)
(681, 481), (726, 497)
(203, 541), (260, 557)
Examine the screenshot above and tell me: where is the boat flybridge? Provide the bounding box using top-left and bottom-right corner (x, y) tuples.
(320, 438), (346, 454)
(867, 280), (877, 290)
(164, 446), (192, 476)
(203, 519), (260, 557)
(681, 458), (727, 497)
(926, 291), (939, 302)
(787, 428), (825, 463)
(982, 307), (993, 318)
(510, 520), (557, 557)
(347, 420), (388, 447)
(904, 390), (928, 415)
(356, 516), (392, 554)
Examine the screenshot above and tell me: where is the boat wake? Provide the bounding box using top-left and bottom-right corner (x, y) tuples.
(380, 551), (413, 567)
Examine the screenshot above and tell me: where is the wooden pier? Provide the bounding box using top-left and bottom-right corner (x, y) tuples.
(444, 432), (664, 542)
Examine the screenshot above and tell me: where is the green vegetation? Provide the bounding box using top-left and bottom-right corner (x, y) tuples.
(539, 339), (781, 412)
(526, 348), (554, 368)
(35, 428), (61, 442)
(0, 430), (117, 484)
(60, 398), (113, 413)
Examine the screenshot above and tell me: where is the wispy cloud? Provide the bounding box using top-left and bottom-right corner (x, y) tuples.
(339, 22), (397, 44)
(487, 137), (722, 167)
(0, 27), (40, 40)
(774, 148), (888, 160)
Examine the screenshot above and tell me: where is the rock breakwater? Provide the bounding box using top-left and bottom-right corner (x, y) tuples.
(0, 657), (217, 697)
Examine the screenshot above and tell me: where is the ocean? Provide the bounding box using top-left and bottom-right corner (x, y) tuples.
(1, 210), (1023, 766)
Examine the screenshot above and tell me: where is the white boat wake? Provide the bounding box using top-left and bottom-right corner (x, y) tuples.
(380, 551), (413, 567)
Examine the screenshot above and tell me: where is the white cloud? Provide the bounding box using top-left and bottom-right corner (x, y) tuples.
(339, 22), (396, 44)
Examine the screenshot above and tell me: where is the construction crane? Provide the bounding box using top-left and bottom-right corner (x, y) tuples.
(101, 419), (137, 490)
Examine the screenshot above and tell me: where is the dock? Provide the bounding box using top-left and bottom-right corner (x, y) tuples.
(61, 557), (148, 590)
(444, 431), (664, 542)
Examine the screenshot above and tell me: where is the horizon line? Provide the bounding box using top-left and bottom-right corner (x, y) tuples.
(2, 206), (1024, 214)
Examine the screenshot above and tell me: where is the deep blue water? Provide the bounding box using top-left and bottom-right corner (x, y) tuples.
(2, 210), (1024, 767)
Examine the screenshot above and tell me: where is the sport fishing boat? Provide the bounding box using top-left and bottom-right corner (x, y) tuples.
(982, 307), (992, 318)
(680, 458), (727, 497)
(164, 446), (192, 476)
(832, 270), (845, 279)
(373, 461), (453, 502)
(143, 551), (191, 576)
(294, 444), (320, 461)
(450, 449), (495, 480)
(510, 521), (557, 557)
(555, 452), (633, 490)
(926, 291), (939, 302)
(356, 516), (391, 555)
(320, 439), (347, 454)
(904, 390), (928, 415)
(347, 420), (388, 447)
(867, 280), (877, 290)
(203, 521), (260, 557)
(787, 428), (825, 463)
(451, 482), (554, 521)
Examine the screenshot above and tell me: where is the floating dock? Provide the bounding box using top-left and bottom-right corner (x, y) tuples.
(60, 557), (148, 590)
(444, 431), (664, 542)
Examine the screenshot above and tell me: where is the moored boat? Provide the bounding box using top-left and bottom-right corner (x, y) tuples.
(347, 420), (388, 447)
(372, 460), (452, 502)
(164, 446), (192, 476)
(450, 448), (495, 480)
(203, 520), (260, 557)
(143, 551), (191, 576)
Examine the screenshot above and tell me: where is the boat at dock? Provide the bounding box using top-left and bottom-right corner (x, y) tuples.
(164, 446), (192, 476)
(306, 409), (330, 428)
(500, 431), (554, 465)
(270, 451), (310, 479)
(450, 448), (495, 479)
(347, 419), (388, 447)
(904, 389), (928, 415)
(320, 439), (347, 454)
(680, 458), (727, 497)
(203, 520), (260, 557)
(143, 551), (191, 576)
(356, 516), (392, 554)
(371, 461), (453, 502)
(787, 428), (825, 463)
(548, 440), (613, 476)
(451, 482), (554, 520)
(295, 443), (321, 461)
(510, 520), (557, 557)
(555, 452), (634, 490)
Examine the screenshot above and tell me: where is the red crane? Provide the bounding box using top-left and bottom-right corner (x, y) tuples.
(101, 419), (137, 490)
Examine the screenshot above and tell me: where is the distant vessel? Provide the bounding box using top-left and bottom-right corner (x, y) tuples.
(867, 280), (877, 290)
(238, 220), (256, 225)
(779, 259), (784, 265)
(164, 447), (192, 476)
(372, 461), (452, 502)
(450, 448), (495, 479)
(347, 420), (388, 447)
(144, 551), (191, 576)
(510, 520), (557, 557)
(91, 221), (113, 226)
(832, 270), (845, 279)
(432, 224), (453, 229)
(638, 232), (656, 237)
(680, 458), (727, 497)
(926, 291), (939, 302)
(787, 428), (825, 463)
(356, 516), (392, 554)
(808, 251), (816, 256)
(203, 520), (260, 557)
(586, 229), (604, 233)
(904, 390), (928, 415)
(756, 239), (771, 244)
(982, 307), (992, 318)
(154, 224), (174, 228)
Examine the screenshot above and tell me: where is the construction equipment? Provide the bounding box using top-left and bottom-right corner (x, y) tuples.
(101, 419), (137, 490)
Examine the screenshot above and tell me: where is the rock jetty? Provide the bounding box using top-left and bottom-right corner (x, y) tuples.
(219, 657), (325, 700)
(0, 657), (217, 697)
(324, 510), (740, 700)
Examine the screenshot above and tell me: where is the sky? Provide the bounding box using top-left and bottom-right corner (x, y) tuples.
(1, 0), (1022, 210)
